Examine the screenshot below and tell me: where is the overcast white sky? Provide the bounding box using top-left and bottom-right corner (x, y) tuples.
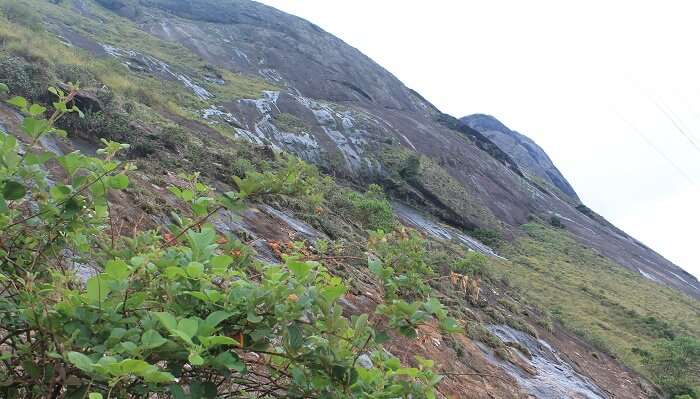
(259, 0), (700, 279)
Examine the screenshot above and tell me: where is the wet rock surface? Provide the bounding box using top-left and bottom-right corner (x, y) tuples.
(484, 325), (608, 399)
(393, 202), (503, 258)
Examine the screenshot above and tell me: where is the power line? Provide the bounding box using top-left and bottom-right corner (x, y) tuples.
(650, 96), (700, 155)
(615, 112), (697, 187)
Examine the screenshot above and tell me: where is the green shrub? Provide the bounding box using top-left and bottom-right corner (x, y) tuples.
(0, 85), (444, 398)
(549, 215), (565, 228)
(347, 184), (395, 231)
(368, 228), (434, 299)
(484, 306), (506, 324)
(471, 228), (503, 247)
(643, 336), (700, 398)
(452, 251), (491, 279)
(0, 54), (49, 99)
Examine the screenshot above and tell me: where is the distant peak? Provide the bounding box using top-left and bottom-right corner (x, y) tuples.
(460, 114), (580, 201)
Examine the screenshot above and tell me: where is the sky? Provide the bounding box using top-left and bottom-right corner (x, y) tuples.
(258, 0), (700, 279)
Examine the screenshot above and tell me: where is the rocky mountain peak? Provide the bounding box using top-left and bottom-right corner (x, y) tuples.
(461, 113), (580, 201)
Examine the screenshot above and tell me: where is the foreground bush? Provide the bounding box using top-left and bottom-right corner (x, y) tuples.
(0, 85), (445, 398)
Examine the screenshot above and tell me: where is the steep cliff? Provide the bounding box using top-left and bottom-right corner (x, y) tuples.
(0, 0), (698, 397)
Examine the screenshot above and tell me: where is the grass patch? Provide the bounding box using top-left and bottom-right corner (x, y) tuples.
(489, 223), (700, 377)
(273, 112), (308, 134)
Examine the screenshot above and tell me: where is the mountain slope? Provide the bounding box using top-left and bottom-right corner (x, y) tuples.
(0, 0), (698, 397)
(106, 0), (700, 298)
(461, 113), (579, 201)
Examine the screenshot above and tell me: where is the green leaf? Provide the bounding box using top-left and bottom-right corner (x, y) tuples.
(368, 258), (383, 276)
(154, 312), (177, 331)
(104, 259), (130, 280)
(50, 185), (72, 200)
(119, 359), (152, 375)
(423, 297), (446, 318)
(6, 96), (27, 110)
(188, 353), (204, 366)
(398, 325), (417, 338)
(287, 323), (303, 350)
(186, 291), (209, 302)
(214, 352), (246, 372)
(187, 228), (216, 261)
(375, 330), (390, 344)
(86, 276), (109, 305)
(396, 367), (419, 377)
(164, 267), (186, 280)
(321, 284), (346, 303)
(109, 174), (129, 190)
(67, 352), (94, 373)
(169, 385), (187, 399)
(143, 370), (175, 383)
(210, 255), (233, 269)
(246, 312), (263, 323)
(21, 117), (50, 138)
(25, 151), (54, 166)
(439, 317), (462, 333)
(57, 152), (83, 176)
(63, 197), (82, 217)
(180, 189), (194, 201)
(53, 128), (68, 138)
(0, 83), (8, 93)
(170, 330), (194, 345)
(141, 330), (168, 349)
(2, 181), (26, 200)
(177, 318), (199, 338)
(88, 393), (103, 399)
(186, 261), (204, 278)
(287, 260), (312, 279)
(204, 311), (232, 328)
(200, 335), (237, 348)
(28, 103), (46, 117)
(384, 358), (401, 371)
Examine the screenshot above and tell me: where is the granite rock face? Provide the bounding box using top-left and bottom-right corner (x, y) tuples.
(461, 114), (579, 201)
(66, 0), (699, 299)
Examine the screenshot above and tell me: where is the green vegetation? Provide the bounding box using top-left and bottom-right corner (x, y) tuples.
(0, 1), (40, 29)
(232, 157), (331, 208)
(451, 251), (491, 280)
(0, 84), (451, 397)
(465, 323), (503, 350)
(549, 215), (564, 228)
(378, 146), (500, 232)
(345, 184), (395, 231)
(470, 228), (504, 248)
(274, 112), (309, 134)
(368, 229), (462, 337)
(642, 336), (700, 398)
(0, 0), (275, 122)
(0, 2), (698, 398)
(489, 223), (700, 393)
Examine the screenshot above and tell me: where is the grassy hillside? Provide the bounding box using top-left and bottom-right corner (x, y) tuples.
(490, 223), (700, 393)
